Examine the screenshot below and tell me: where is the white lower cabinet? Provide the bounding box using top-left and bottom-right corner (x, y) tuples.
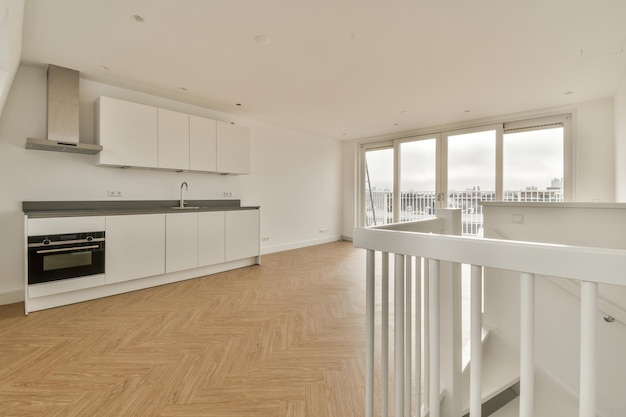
(198, 211), (225, 266)
(165, 213), (198, 273)
(225, 210), (260, 262)
(105, 214), (166, 284)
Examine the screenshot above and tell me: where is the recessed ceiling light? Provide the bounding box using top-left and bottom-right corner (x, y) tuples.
(99, 65), (109, 71)
(254, 34), (271, 45)
(394, 123), (400, 126)
(400, 110), (408, 114)
(564, 91), (574, 95)
(235, 103), (242, 107)
(132, 14), (145, 23)
(464, 110), (471, 113)
(178, 87), (187, 92)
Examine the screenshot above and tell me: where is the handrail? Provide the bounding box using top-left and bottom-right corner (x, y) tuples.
(354, 228), (626, 287)
(355, 217), (625, 417)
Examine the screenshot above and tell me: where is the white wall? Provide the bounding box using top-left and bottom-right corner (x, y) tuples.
(615, 71), (626, 201)
(341, 140), (357, 240)
(575, 98), (615, 202)
(0, 0), (24, 116)
(0, 65), (342, 303)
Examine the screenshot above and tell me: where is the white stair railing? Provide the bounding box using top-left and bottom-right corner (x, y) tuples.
(354, 210), (626, 417)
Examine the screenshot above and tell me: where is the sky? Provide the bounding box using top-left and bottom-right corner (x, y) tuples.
(366, 127), (563, 192)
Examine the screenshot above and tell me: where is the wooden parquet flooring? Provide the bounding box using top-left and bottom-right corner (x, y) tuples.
(0, 241), (367, 417)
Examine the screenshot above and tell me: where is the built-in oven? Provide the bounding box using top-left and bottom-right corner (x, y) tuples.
(27, 231), (105, 285)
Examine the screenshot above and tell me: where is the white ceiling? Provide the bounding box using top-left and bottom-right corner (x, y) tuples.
(20, 0), (626, 140)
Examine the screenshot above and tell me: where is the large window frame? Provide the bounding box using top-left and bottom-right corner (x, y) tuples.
(358, 113), (574, 228)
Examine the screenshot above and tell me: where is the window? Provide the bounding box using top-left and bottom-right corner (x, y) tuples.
(359, 114), (572, 230)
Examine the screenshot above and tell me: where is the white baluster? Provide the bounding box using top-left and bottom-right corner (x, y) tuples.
(415, 257), (422, 416)
(429, 259), (440, 417)
(470, 265), (483, 417)
(382, 252), (390, 417)
(579, 281), (597, 417)
(405, 256), (412, 417)
(520, 272), (535, 417)
(424, 259), (430, 412)
(395, 254), (405, 417)
(366, 250), (375, 417)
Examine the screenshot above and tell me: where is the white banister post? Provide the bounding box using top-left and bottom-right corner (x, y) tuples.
(382, 252), (390, 417)
(579, 281), (597, 417)
(424, 259), (430, 411)
(520, 272), (535, 417)
(470, 265), (483, 417)
(415, 257), (422, 416)
(395, 254), (405, 417)
(405, 256), (413, 417)
(429, 258), (440, 417)
(366, 250), (375, 417)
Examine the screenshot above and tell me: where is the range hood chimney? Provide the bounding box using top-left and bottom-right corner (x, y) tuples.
(26, 65), (102, 154)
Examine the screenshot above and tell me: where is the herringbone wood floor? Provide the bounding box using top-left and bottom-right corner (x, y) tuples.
(0, 241), (368, 417)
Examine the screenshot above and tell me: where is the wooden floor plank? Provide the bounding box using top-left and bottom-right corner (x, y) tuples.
(0, 241), (366, 416)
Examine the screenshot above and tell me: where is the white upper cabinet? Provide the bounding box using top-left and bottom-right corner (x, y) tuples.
(95, 96), (158, 168)
(216, 121), (250, 175)
(95, 97), (249, 174)
(189, 115), (217, 172)
(158, 109), (189, 170)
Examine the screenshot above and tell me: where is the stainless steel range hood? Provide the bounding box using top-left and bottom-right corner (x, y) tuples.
(26, 65), (102, 154)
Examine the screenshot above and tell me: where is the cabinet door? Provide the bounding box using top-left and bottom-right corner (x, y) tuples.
(216, 121), (250, 174)
(158, 109), (190, 170)
(225, 210), (259, 261)
(105, 214), (165, 284)
(189, 115), (217, 172)
(95, 97), (158, 168)
(198, 211), (225, 266)
(165, 213), (198, 273)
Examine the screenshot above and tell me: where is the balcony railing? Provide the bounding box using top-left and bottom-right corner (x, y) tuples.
(365, 190), (563, 234)
(354, 209), (624, 417)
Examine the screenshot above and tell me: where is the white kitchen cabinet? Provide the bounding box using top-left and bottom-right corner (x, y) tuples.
(216, 121), (250, 174)
(105, 214), (165, 284)
(198, 211), (225, 266)
(95, 96), (158, 168)
(165, 213), (198, 273)
(158, 108), (190, 170)
(189, 115), (217, 172)
(225, 210), (259, 261)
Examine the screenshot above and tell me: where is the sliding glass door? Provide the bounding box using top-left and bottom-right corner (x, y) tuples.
(398, 135), (439, 222)
(364, 146), (394, 226)
(444, 127), (498, 236)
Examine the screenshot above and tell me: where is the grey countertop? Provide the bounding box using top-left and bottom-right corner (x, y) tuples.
(23, 200), (260, 218)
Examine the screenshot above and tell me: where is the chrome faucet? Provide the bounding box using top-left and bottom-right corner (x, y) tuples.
(180, 182), (188, 208)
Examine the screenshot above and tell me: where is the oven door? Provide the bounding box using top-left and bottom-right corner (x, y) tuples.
(28, 234), (105, 285)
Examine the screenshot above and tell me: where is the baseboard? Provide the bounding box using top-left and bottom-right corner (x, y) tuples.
(260, 235), (342, 255)
(0, 290), (24, 306)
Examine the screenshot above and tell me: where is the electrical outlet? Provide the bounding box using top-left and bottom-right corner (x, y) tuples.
(318, 228), (329, 234)
(107, 190), (123, 197)
(261, 236), (270, 241)
(223, 192), (233, 197)
(512, 214), (524, 224)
